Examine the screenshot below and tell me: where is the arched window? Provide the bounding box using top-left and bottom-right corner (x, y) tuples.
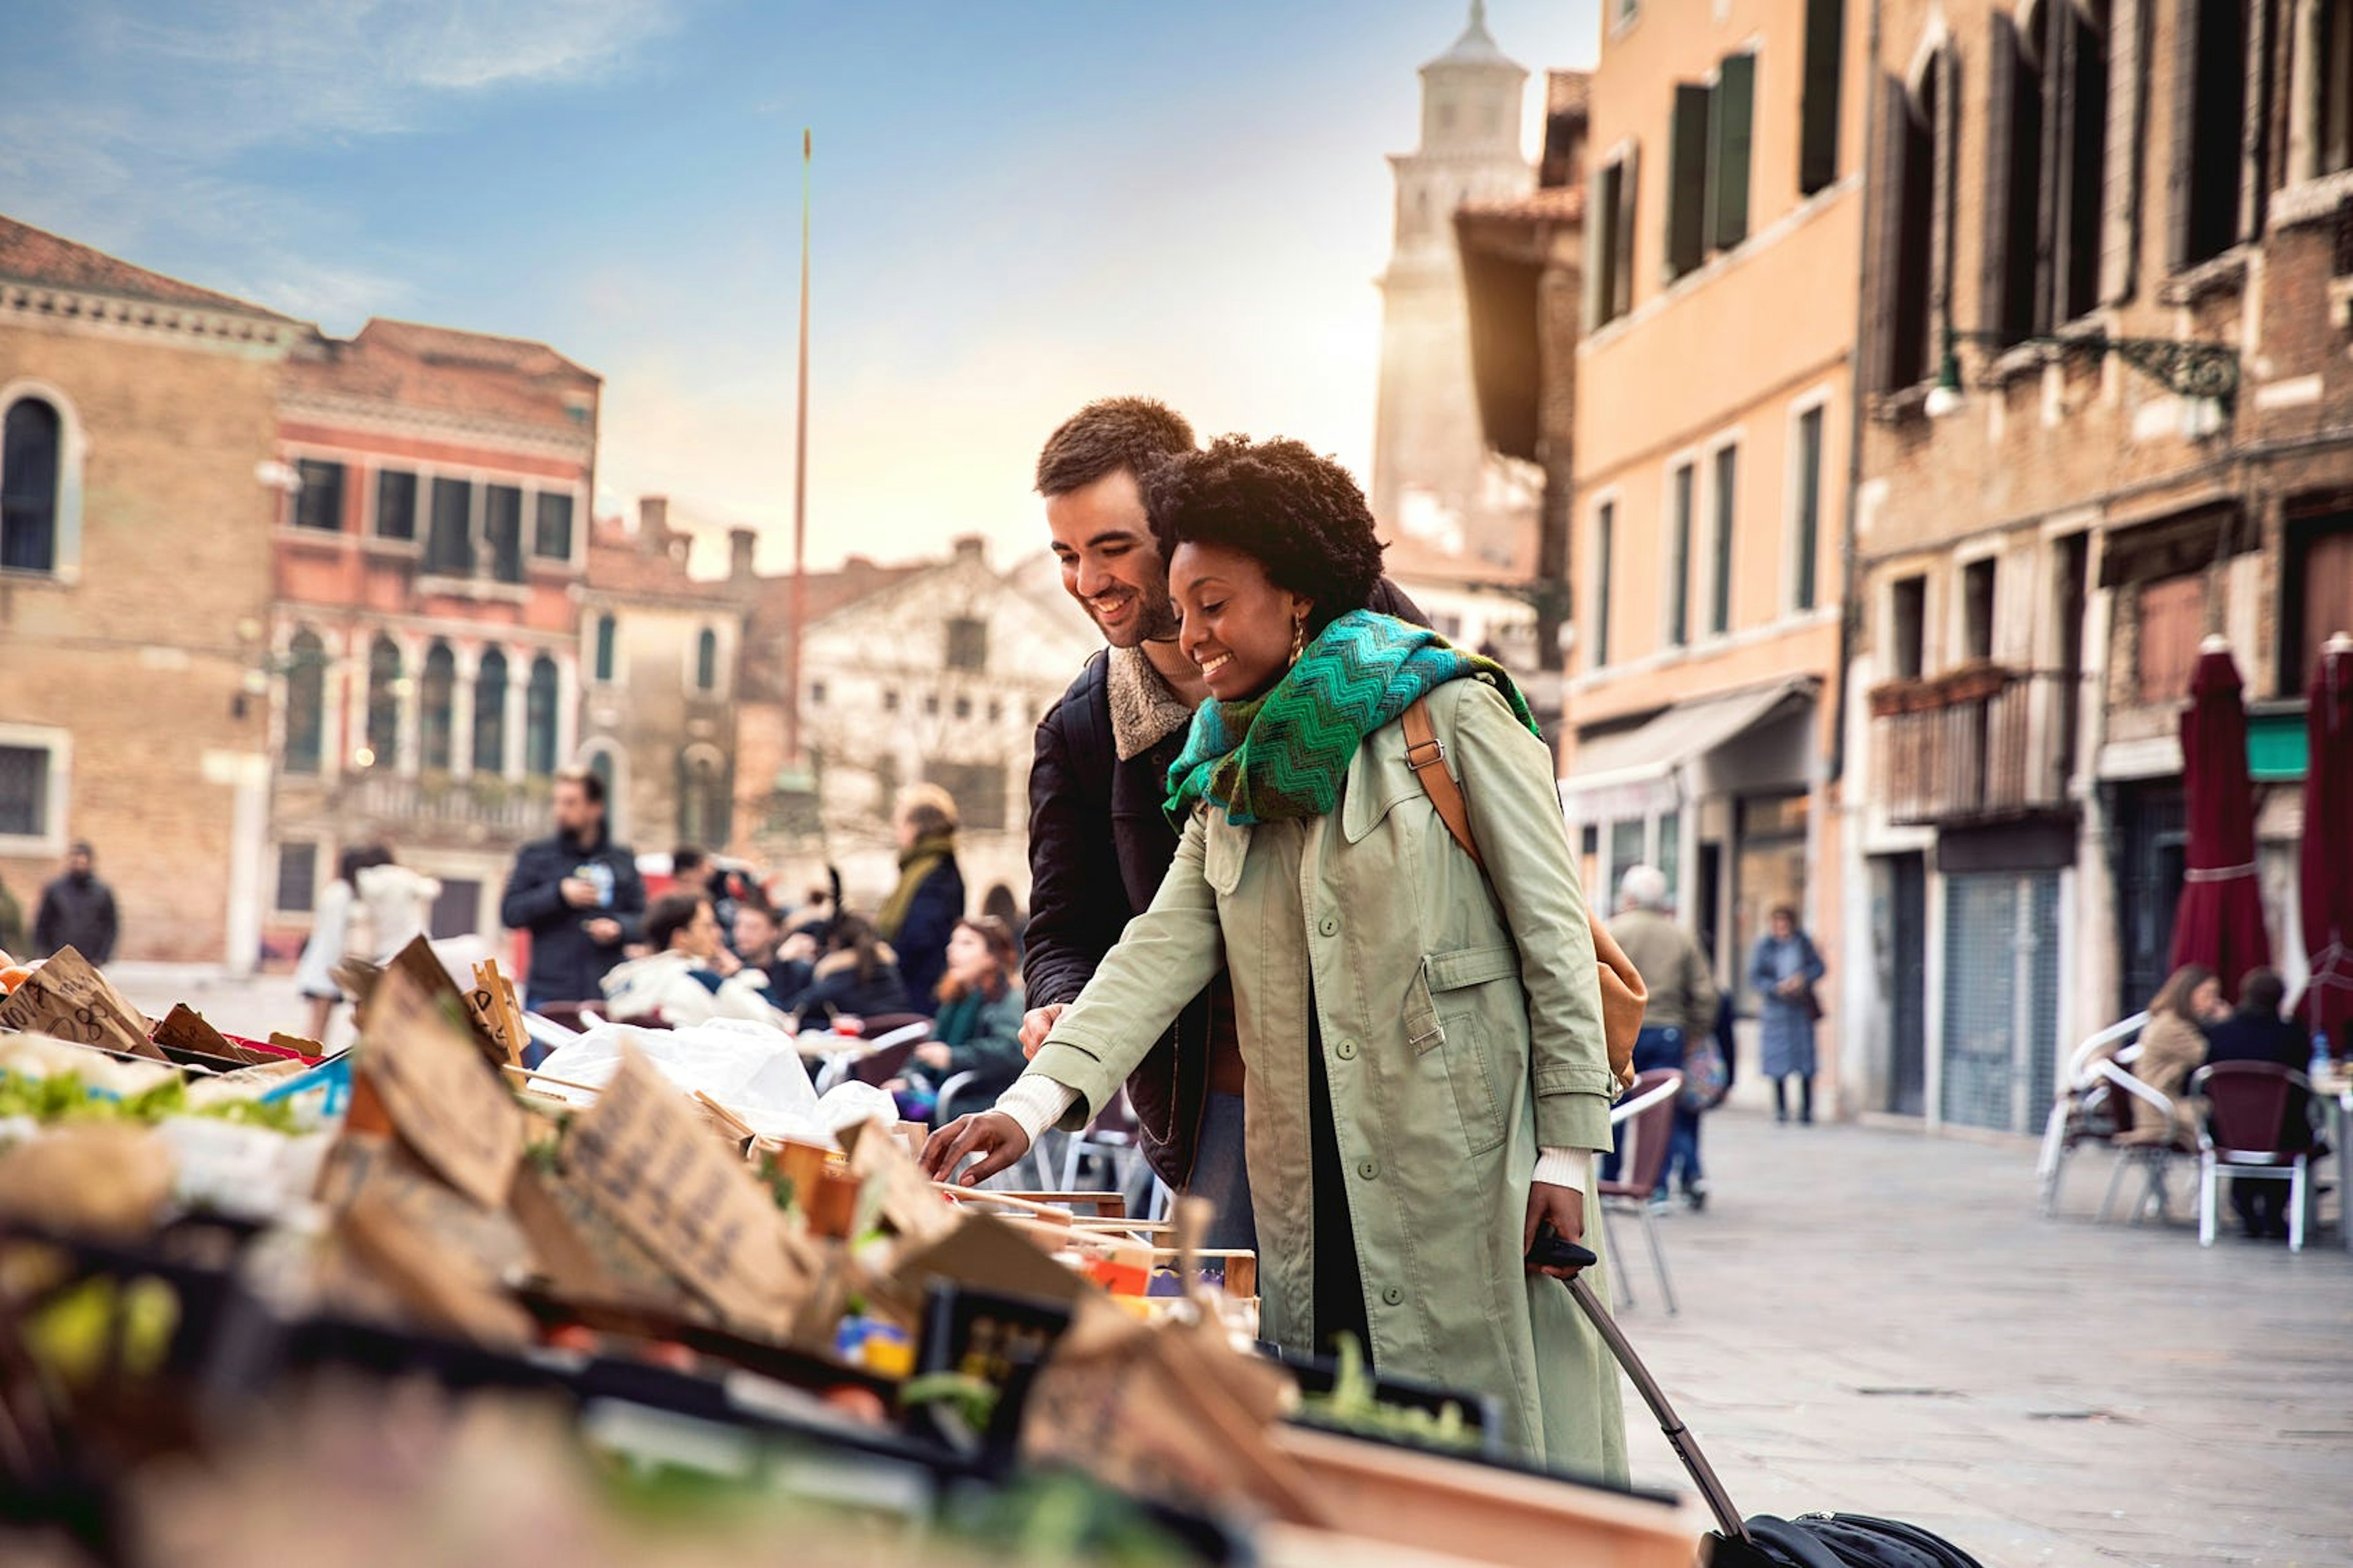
(695, 627), (718, 692)
(593, 613), (616, 683)
(284, 631), (326, 776)
(364, 637), (401, 770)
(525, 655), (560, 777)
(677, 746), (730, 848)
(588, 745), (617, 803)
(418, 642), (456, 772)
(474, 648), (509, 775)
(1, 398), (61, 574)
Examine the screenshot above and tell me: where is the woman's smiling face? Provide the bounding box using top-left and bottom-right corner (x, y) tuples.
(1169, 541), (1313, 702)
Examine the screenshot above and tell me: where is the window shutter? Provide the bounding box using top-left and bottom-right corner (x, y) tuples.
(1613, 144), (1641, 320)
(1870, 73), (1913, 394)
(1982, 14), (2020, 337)
(2165, 0), (2198, 276)
(1668, 85), (1712, 278)
(1800, 0), (1846, 194)
(1710, 54), (1756, 251)
(2101, 0), (2143, 303)
(1933, 45), (1962, 366)
(1583, 160), (1611, 330)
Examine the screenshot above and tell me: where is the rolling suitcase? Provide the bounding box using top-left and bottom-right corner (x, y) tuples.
(1564, 1276), (1987, 1568)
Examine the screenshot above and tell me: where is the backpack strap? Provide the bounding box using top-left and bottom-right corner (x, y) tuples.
(1402, 697), (1481, 869)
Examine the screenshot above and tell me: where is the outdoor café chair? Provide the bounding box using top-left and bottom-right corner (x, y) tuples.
(1597, 1069), (1684, 1316)
(2092, 1061), (2197, 1224)
(2037, 1012), (2148, 1216)
(2192, 1061), (2319, 1252)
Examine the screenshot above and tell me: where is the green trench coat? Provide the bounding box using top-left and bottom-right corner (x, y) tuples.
(1028, 677), (1630, 1481)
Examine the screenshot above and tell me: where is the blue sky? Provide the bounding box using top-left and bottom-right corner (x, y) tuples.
(1, 1), (1600, 570)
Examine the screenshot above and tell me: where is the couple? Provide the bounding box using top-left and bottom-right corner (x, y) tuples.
(925, 400), (1627, 1478)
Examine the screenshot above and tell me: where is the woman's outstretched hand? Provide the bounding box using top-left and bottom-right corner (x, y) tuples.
(1523, 1182), (1590, 1279)
(922, 1111), (1033, 1186)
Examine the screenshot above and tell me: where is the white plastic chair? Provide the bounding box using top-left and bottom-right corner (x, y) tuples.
(2193, 1062), (2317, 1252)
(2090, 1061), (2195, 1224)
(1597, 1071), (1684, 1316)
(2037, 1012), (2150, 1216)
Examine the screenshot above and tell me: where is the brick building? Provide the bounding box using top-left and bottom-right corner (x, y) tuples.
(263, 319), (600, 959)
(578, 498), (758, 857)
(1846, 0), (2353, 1133)
(0, 215), (301, 966)
(1559, 0), (1868, 1104)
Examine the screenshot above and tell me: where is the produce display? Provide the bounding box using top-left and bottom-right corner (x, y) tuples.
(0, 939), (1702, 1568)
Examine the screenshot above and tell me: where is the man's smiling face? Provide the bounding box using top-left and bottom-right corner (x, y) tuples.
(1045, 468), (1180, 647)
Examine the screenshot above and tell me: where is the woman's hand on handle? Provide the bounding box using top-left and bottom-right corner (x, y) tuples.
(1523, 1181), (1590, 1280)
(922, 1112), (1033, 1186)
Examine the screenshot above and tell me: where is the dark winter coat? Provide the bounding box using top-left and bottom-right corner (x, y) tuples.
(499, 827), (645, 1004)
(781, 948), (912, 1022)
(34, 873), (119, 964)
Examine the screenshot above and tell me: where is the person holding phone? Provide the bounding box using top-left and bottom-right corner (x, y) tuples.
(926, 436), (1626, 1479)
(500, 766), (645, 1012)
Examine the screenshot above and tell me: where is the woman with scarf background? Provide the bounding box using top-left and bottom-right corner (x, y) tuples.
(876, 784), (965, 1017)
(926, 436), (1627, 1479)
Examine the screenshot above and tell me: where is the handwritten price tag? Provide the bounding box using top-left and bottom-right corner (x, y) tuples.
(561, 1046), (805, 1336)
(0, 948), (160, 1059)
(358, 966), (524, 1210)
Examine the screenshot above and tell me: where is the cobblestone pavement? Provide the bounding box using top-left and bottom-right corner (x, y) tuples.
(1602, 1110), (2352, 1568)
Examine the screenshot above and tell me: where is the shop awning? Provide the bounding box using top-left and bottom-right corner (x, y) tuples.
(1560, 677), (1818, 806)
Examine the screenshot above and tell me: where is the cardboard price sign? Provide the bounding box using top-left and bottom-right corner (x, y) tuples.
(561, 1047), (807, 1336)
(0, 948), (160, 1059)
(358, 965), (524, 1210)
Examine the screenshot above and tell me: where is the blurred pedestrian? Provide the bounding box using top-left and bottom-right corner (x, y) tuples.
(2117, 964), (2224, 1147)
(0, 873), (25, 959)
(292, 843), (442, 1042)
(890, 916), (1028, 1119)
(980, 883), (1026, 960)
(1607, 864), (1720, 1208)
(732, 901), (801, 999)
(33, 842), (118, 964)
(2202, 968), (2319, 1240)
(781, 883), (833, 940)
(501, 767), (645, 1011)
(602, 892), (781, 1028)
(1751, 905), (1827, 1124)
(876, 784), (964, 1017)
(779, 913), (910, 1025)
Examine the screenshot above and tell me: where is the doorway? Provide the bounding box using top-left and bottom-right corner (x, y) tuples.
(1877, 852), (1928, 1115)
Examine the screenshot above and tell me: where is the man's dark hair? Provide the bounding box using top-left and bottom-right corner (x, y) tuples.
(1034, 397), (1196, 498)
(646, 892), (708, 954)
(672, 846), (710, 880)
(70, 841), (94, 858)
(2237, 968), (2287, 1020)
(1144, 436), (1386, 634)
(555, 765), (606, 806)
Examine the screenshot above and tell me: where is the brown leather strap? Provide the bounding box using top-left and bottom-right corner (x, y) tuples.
(1403, 697), (1482, 869)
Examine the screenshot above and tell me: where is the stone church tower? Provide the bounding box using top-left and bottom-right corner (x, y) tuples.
(1371, 2), (1534, 560)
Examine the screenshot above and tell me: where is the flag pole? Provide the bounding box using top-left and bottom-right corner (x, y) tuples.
(786, 127), (813, 770)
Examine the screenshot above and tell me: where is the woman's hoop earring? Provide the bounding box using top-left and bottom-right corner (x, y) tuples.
(1288, 617), (1306, 667)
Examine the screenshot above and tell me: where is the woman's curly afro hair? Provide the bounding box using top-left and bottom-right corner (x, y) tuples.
(1142, 436), (1386, 632)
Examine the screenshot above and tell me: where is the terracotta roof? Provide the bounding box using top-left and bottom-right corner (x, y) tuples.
(284, 317), (599, 433)
(585, 516), (713, 601)
(1547, 70), (1591, 118)
(0, 213), (293, 320)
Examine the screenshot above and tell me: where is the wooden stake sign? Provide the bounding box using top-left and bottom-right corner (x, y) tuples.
(0, 948), (160, 1059)
(357, 965), (524, 1210)
(468, 961), (529, 1069)
(559, 1046), (810, 1338)
(382, 936), (508, 1069)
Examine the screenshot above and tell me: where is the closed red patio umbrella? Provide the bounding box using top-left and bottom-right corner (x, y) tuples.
(2167, 638), (2272, 999)
(2298, 632), (2353, 1053)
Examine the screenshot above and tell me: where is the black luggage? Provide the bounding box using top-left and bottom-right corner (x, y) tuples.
(1564, 1277), (1987, 1568)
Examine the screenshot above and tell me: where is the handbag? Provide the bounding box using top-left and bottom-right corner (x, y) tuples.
(1401, 698), (1646, 1092)
(1797, 984), (1825, 1023)
(1680, 1034), (1731, 1112)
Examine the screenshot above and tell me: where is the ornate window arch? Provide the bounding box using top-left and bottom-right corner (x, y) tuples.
(0, 382), (86, 578)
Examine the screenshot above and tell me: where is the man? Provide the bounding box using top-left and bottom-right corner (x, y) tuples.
(672, 844), (741, 953)
(1019, 397), (1425, 1251)
(2202, 968), (2318, 1240)
(500, 767), (645, 1010)
(602, 891), (779, 1028)
(34, 843), (118, 964)
(732, 901), (813, 1001)
(1606, 865), (1719, 1210)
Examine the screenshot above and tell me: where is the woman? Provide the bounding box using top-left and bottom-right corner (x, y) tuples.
(292, 844), (441, 1042)
(2116, 965), (2222, 1146)
(601, 892), (782, 1028)
(890, 917), (1028, 1119)
(779, 914), (911, 1025)
(1749, 906), (1826, 1124)
(979, 884), (1026, 962)
(877, 786), (966, 1016)
(926, 436), (1626, 1478)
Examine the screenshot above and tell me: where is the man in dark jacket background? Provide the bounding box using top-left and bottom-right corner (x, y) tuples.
(501, 767), (645, 1010)
(34, 843), (119, 964)
(1018, 398), (1425, 1252)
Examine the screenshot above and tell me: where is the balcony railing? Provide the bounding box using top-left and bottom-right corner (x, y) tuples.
(340, 772), (551, 838)
(1870, 667), (2077, 827)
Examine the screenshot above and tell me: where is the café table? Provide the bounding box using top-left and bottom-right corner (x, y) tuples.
(2317, 1070), (2353, 1256)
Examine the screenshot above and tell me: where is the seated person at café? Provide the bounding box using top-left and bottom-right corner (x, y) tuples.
(778, 914), (911, 1026)
(601, 892), (783, 1028)
(2117, 964), (2226, 1146)
(887, 917), (1027, 1119)
(2201, 968), (2320, 1240)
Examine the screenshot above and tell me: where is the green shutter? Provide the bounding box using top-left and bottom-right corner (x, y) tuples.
(1667, 85), (1711, 279)
(1799, 0), (1844, 195)
(1710, 53), (1756, 251)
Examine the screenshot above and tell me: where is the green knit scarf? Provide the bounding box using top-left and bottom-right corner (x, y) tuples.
(1164, 610), (1534, 826)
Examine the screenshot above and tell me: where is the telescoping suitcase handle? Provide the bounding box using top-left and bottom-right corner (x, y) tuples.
(1564, 1276), (1753, 1548)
